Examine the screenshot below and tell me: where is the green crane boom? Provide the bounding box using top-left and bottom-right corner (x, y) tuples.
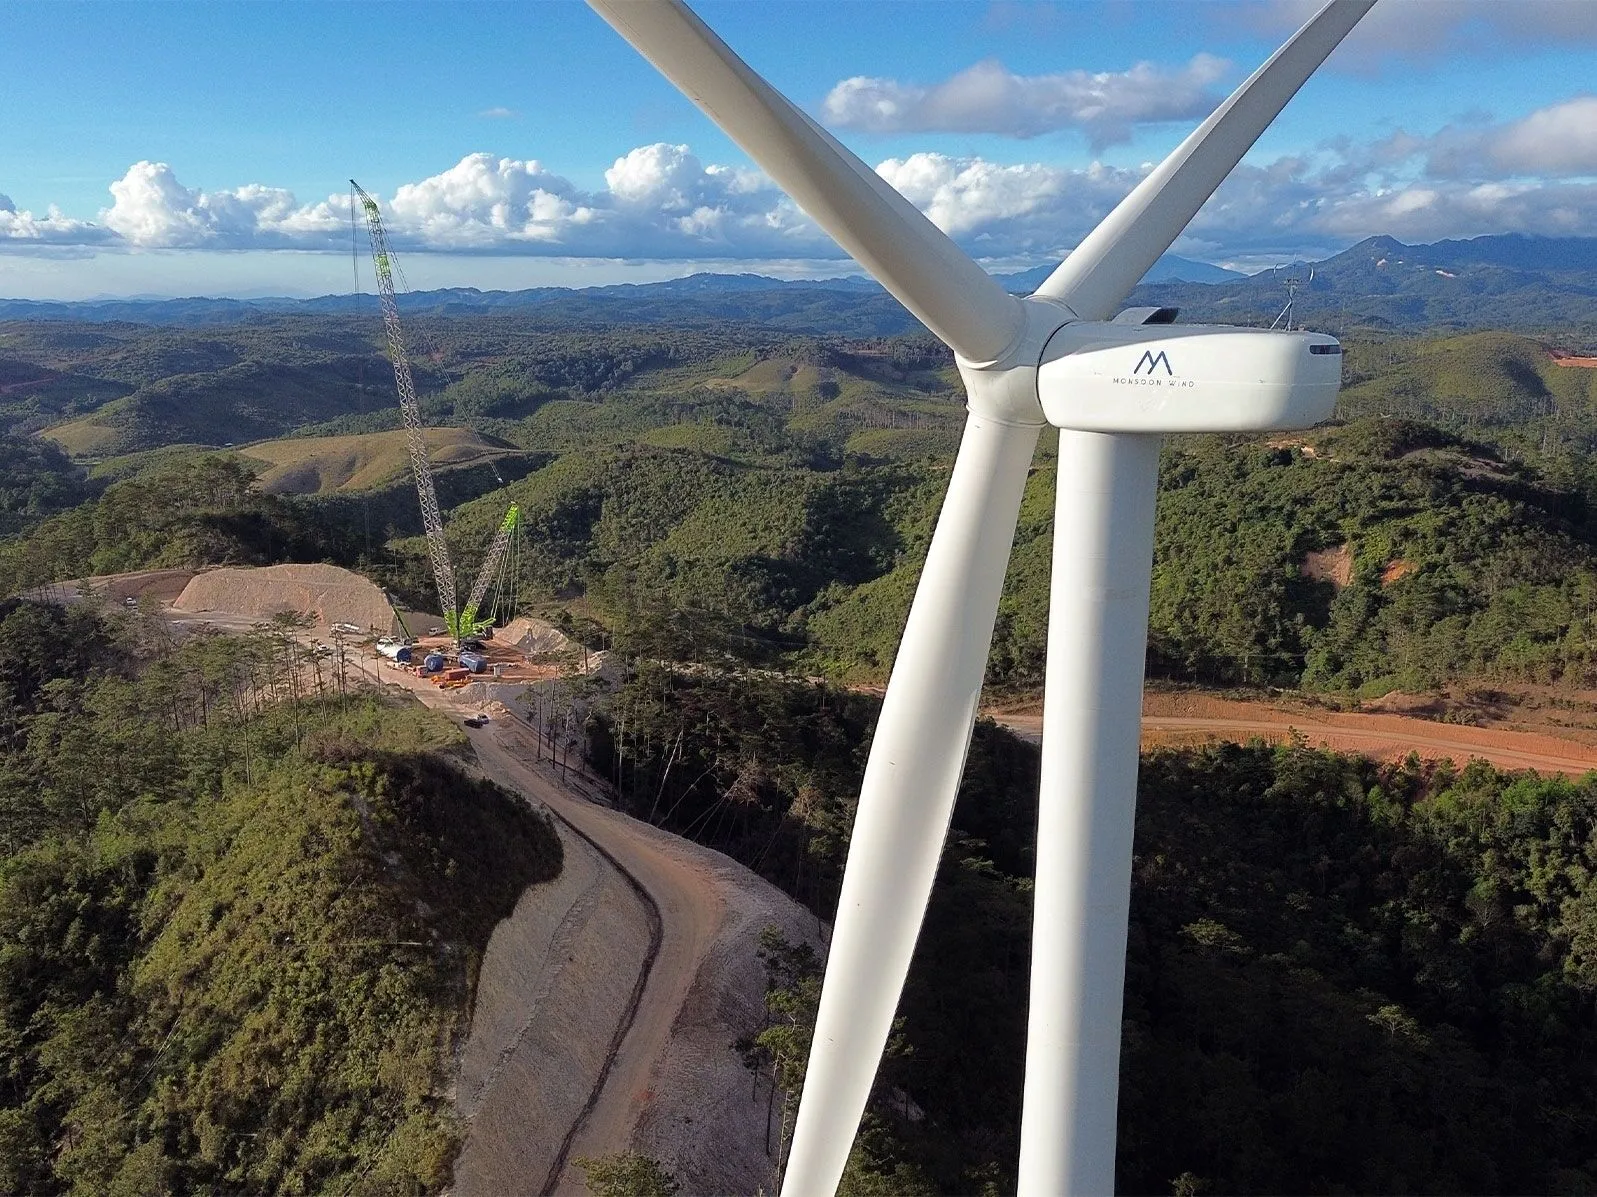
(457, 504), (521, 637)
(351, 180), (525, 646)
(351, 179), (458, 632)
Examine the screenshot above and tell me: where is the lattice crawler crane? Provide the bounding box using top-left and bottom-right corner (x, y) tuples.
(351, 180), (521, 645)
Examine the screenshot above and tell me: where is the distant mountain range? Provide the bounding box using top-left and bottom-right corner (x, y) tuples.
(0, 235), (1592, 336)
(1137, 234), (1597, 335)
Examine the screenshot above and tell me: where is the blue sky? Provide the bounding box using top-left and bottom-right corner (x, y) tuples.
(1, 0), (1593, 299)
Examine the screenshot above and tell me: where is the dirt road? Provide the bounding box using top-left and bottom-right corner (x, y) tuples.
(995, 694), (1597, 776)
(449, 706), (822, 1195)
(452, 805), (656, 1197)
(227, 640), (813, 1192)
(467, 722), (726, 1193)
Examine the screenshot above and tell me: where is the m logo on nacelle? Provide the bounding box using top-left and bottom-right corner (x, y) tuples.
(1039, 323), (1343, 431)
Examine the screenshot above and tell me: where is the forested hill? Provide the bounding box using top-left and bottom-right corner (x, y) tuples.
(1339, 330), (1597, 450)
(6, 316), (1597, 696)
(592, 667), (1597, 1193)
(0, 600), (561, 1193)
(2, 232), (1594, 337)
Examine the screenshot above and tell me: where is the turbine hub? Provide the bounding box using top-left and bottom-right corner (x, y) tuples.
(954, 294), (1078, 426)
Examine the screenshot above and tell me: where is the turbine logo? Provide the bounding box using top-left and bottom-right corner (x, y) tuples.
(1134, 350), (1173, 376)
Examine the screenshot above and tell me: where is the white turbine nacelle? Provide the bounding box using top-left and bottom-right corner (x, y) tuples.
(1038, 320), (1343, 433)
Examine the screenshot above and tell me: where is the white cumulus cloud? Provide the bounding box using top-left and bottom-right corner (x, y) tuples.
(387, 153), (594, 248)
(822, 54), (1230, 147)
(374, 148), (815, 257)
(1425, 96), (1597, 179)
(68, 153), (812, 259)
(875, 153), (1137, 253)
(101, 162), (344, 248)
(6, 95), (1597, 274)
(0, 192), (110, 244)
(600, 144), (806, 251)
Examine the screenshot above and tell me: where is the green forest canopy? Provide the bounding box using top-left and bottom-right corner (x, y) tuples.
(0, 600), (560, 1194)
(593, 665), (1597, 1194)
(6, 324), (1597, 700)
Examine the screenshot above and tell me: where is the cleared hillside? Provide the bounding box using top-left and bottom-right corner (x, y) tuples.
(239, 427), (517, 495)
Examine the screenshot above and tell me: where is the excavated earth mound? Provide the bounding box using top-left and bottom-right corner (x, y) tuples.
(499, 615), (582, 660)
(174, 563), (399, 633)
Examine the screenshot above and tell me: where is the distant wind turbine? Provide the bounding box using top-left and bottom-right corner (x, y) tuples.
(586, 1), (1376, 1193)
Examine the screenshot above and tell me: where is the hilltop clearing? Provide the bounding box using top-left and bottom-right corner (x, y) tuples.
(238, 427), (521, 495)
(173, 562), (404, 633)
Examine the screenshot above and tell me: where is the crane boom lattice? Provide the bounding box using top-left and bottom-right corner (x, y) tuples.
(459, 504), (521, 636)
(351, 180), (458, 629)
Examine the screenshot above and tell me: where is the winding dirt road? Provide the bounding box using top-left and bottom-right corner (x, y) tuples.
(466, 722), (726, 1193)
(452, 708), (822, 1196)
(995, 695), (1597, 776)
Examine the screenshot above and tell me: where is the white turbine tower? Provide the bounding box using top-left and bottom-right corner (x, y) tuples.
(587, 1), (1376, 1193)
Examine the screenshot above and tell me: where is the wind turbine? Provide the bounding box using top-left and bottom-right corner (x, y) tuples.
(586, 1), (1376, 1193)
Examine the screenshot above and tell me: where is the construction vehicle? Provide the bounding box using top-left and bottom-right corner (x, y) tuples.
(351, 181), (523, 645)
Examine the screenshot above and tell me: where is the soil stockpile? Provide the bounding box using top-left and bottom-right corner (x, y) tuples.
(173, 564), (399, 633)
(499, 616), (580, 659)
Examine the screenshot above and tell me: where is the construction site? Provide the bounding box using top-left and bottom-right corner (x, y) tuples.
(11, 183), (801, 1196)
(29, 190), (603, 719)
(212, 189), (567, 689)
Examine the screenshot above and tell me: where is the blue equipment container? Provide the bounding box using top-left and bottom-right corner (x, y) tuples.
(458, 651), (487, 674)
(423, 652), (446, 673)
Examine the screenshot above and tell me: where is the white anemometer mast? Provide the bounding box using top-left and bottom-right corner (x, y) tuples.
(588, 2), (1377, 1193)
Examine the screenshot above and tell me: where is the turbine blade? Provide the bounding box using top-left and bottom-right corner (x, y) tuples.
(782, 414), (1041, 1197)
(586, 0), (1025, 363)
(1034, 0), (1375, 318)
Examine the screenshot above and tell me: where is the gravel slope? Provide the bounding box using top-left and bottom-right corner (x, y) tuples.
(464, 721), (825, 1195)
